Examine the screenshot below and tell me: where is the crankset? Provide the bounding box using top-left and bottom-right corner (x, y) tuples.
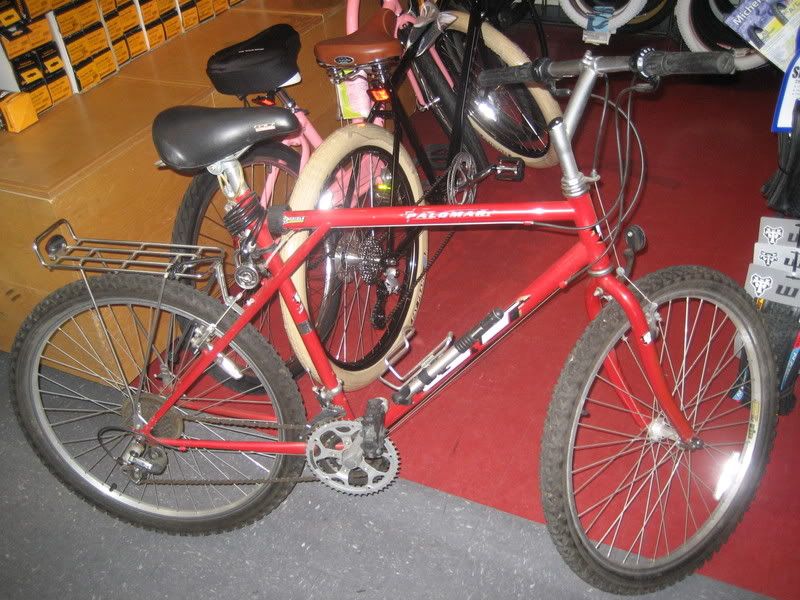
(306, 412), (398, 495)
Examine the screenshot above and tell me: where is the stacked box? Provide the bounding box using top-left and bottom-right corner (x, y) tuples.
(211, 0), (225, 14)
(52, 0), (115, 91)
(161, 7), (179, 38)
(1, 16), (53, 60)
(179, 0), (197, 29)
(195, 0), (211, 21)
(0, 0), (23, 26)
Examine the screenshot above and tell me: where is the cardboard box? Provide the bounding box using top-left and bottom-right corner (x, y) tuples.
(64, 31), (89, 63)
(161, 9), (179, 38)
(104, 11), (122, 39)
(111, 35), (129, 64)
(0, 0), (22, 26)
(139, 0), (157, 23)
(92, 48), (115, 78)
(11, 52), (44, 87)
(0, 91), (38, 132)
(76, 0), (99, 28)
(195, 0), (212, 21)
(73, 57), (99, 90)
(125, 26), (146, 57)
(21, 78), (51, 113)
(98, 0), (114, 15)
(211, 0), (226, 14)
(83, 22), (108, 55)
(44, 69), (72, 103)
(14, 0), (52, 20)
(144, 19), (164, 48)
(117, 1), (138, 30)
(179, 1), (197, 29)
(156, 0), (172, 15)
(55, 3), (82, 37)
(36, 43), (65, 74)
(1, 16), (52, 59)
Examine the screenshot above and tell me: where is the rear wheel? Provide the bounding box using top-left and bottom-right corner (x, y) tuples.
(541, 266), (777, 594)
(11, 274), (306, 534)
(280, 125), (427, 390)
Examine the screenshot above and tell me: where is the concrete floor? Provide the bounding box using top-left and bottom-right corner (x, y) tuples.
(0, 353), (769, 600)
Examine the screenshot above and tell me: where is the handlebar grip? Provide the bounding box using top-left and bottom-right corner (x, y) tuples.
(476, 62), (538, 87)
(641, 51), (736, 77)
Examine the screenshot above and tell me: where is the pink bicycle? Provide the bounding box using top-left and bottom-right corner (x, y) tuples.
(171, 0), (562, 389)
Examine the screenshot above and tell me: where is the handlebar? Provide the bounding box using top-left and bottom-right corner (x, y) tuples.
(476, 50), (736, 88)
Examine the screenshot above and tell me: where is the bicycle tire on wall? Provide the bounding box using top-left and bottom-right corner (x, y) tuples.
(619, 0), (676, 34)
(540, 266), (777, 594)
(675, 0), (766, 71)
(437, 11), (562, 168)
(280, 125), (428, 390)
(559, 0), (649, 31)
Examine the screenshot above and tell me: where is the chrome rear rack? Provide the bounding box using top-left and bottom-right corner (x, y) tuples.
(33, 220), (225, 281)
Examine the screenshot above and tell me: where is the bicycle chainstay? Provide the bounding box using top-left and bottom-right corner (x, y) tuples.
(142, 415), (318, 485)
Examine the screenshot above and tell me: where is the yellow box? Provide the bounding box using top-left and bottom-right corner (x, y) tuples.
(84, 23), (108, 54)
(76, 0), (99, 27)
(55, 4), (82, 36)
(162, 10), (179, 38)
(1, 30), (31, 60)
(98, 0), (114, 14)
(211, 0), (226, 14)
(22, 80), (52, 113)
(93, 48), (116, 78)
(111, 35), (129, 64)
(45, 71), (73, 103)
(64, 32), (89, 63)
(156, 0), (172, 14)
(0, 2), (22, 26)
(36, 43), (64, 74)
(73, 58), (99, 90)
(139, 0), (157, 22)
(105, 11), (122, 39)
(144, 19), (163, 48)
(16, 0), (52, 19)
(125, 27), (146, 57)
(27, 16), (53, 47)
(50, 0), (70, 8)
(0, 91), (38, 132)
(179, 3), (197, 29)
(117, 2), (138, 30)
(12, 54), (44, 86)
(195, 0), (211, 21)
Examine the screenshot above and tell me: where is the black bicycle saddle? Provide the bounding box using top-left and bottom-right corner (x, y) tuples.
(152, 106), (300, 171)
(206, 24), (302, 96)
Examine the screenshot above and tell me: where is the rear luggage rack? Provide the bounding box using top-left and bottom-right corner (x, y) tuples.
(33, 219), (225, 281)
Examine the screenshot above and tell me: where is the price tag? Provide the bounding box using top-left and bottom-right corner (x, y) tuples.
(583, 5), (614, 46)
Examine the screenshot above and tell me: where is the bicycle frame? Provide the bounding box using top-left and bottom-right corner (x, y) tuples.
(139, 189), (697, 453)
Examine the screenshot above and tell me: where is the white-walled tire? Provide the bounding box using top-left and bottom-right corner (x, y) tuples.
(559, 0), (648, 31)
(280, 125), (428, 390)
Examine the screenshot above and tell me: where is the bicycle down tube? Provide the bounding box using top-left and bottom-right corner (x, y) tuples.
(141, 192), (697, 454)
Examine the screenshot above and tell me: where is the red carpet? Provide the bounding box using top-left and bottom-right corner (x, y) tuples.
(323, 39), (796, 599)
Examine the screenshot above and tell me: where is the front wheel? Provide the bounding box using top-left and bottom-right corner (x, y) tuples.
(280, 125), (428, 390)
(541, 266), (777, 594)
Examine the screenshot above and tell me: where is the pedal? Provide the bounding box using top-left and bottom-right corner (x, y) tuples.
(494, 157), (525, 182)
(361, 398), (388, 459)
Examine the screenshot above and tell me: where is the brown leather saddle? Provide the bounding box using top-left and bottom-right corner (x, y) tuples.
(315, 9), (402, 67)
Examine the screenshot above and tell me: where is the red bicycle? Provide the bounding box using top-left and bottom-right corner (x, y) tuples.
(11, 48), (776, 595)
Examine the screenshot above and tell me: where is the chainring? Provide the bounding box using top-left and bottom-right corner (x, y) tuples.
(306, 419), (399, 495)
(446, 151), (477, 205)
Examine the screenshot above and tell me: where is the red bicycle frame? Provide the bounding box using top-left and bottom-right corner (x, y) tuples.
(140, 191), (697, 453)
